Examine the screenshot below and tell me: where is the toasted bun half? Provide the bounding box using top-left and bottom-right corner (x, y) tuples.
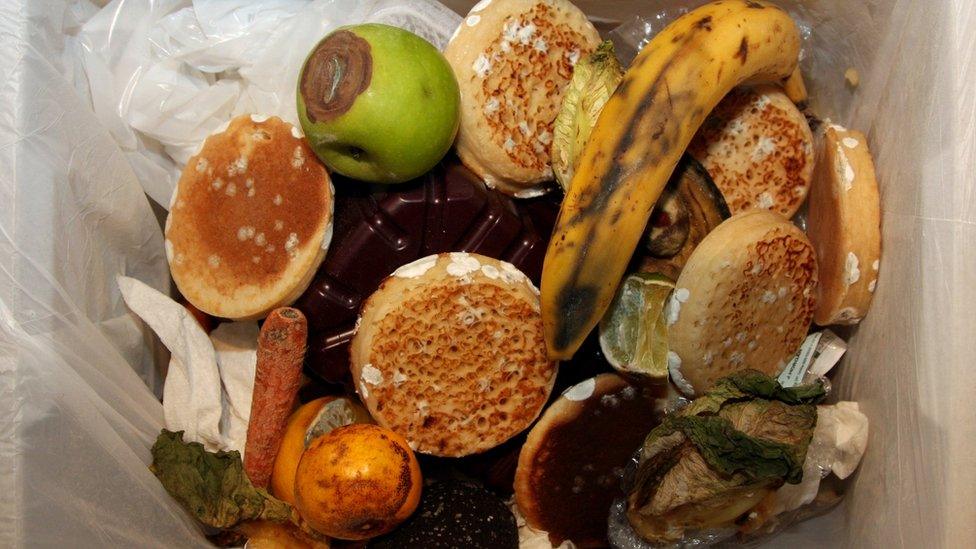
(165, 115), (334, 320)
(807, 124), (882, 325)
(350, 253), (556, 457)
(668, 210), (818, 395)
(444, 0), (600, 197)
(688, 85), (814, 217)
(515, 374), (664, 547)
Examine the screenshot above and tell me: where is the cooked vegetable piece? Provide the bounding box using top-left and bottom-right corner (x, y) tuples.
(638, 156), (730, 280)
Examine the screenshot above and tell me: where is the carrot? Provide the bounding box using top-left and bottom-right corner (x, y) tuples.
(244, 307), (308, 488)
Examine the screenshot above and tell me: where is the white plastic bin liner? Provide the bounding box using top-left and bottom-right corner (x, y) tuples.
(1, 0), (974, 547)
(0, 1), (205, 546)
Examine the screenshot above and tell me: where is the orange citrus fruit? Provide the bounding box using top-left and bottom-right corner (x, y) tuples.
(294, 423), (422, 540)
(270, 396), (372, 505)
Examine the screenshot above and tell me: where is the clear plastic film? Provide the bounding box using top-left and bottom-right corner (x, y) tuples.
(2, 1), (976, 548)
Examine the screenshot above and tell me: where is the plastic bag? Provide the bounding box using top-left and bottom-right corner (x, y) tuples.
(2, 0), (975, 547)
(1, 1), (202, 544)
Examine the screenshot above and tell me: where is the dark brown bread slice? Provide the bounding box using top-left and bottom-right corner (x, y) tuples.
(515, 374), (665, 547)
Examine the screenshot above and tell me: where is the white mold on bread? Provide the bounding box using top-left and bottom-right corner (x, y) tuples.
(806, 124), (882, 325)
(444, 0), (600, 197)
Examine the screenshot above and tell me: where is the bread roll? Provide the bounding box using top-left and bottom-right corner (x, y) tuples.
(806, 124), (882, 325)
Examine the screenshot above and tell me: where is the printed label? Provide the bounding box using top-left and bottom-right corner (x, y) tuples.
(778, 332), (823, 387)
(778, 330), (848, 387)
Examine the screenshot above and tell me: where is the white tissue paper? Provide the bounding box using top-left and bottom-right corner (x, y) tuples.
(70, 0), (461, 207)
(117, 276), (257, 454)
(211, 321), (260, 454)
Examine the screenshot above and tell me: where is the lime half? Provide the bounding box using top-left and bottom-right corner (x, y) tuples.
(304, 397), (374, 447)
(599, 272), (675, 379)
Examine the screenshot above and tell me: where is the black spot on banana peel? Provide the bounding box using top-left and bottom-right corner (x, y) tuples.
(540, 0), (802, 360)
(735, 37), (750, 64)
(552, 286), (598, 352)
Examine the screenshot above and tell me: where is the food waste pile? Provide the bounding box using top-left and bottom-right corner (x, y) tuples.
(127, 1), (876, 547)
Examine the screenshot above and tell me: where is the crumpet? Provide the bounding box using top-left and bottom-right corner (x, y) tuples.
(165, 115), (334, 320)
(444, 0), (600, 197)
(689, 85), (814, 217)
(667, 210), (818, 396)
(350, 253), (556, 457)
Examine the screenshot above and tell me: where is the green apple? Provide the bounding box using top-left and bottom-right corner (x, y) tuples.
(297, 24), (460, 184)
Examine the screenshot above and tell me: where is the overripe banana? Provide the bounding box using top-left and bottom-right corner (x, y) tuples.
(541, 0), (802, 359)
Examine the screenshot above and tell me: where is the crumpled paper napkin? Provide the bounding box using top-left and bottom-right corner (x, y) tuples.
(118, 275), (256, 453)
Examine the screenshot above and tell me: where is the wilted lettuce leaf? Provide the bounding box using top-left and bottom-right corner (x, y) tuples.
(665, 407), (814, 485)
(551, 40), (624, 190)
(684, 369), (827, 417)
(150, 430), (292, 529)
(627, 371), (825, 543)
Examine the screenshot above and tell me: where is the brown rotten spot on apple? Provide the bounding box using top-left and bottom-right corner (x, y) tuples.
(301, 30), (373, 123)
